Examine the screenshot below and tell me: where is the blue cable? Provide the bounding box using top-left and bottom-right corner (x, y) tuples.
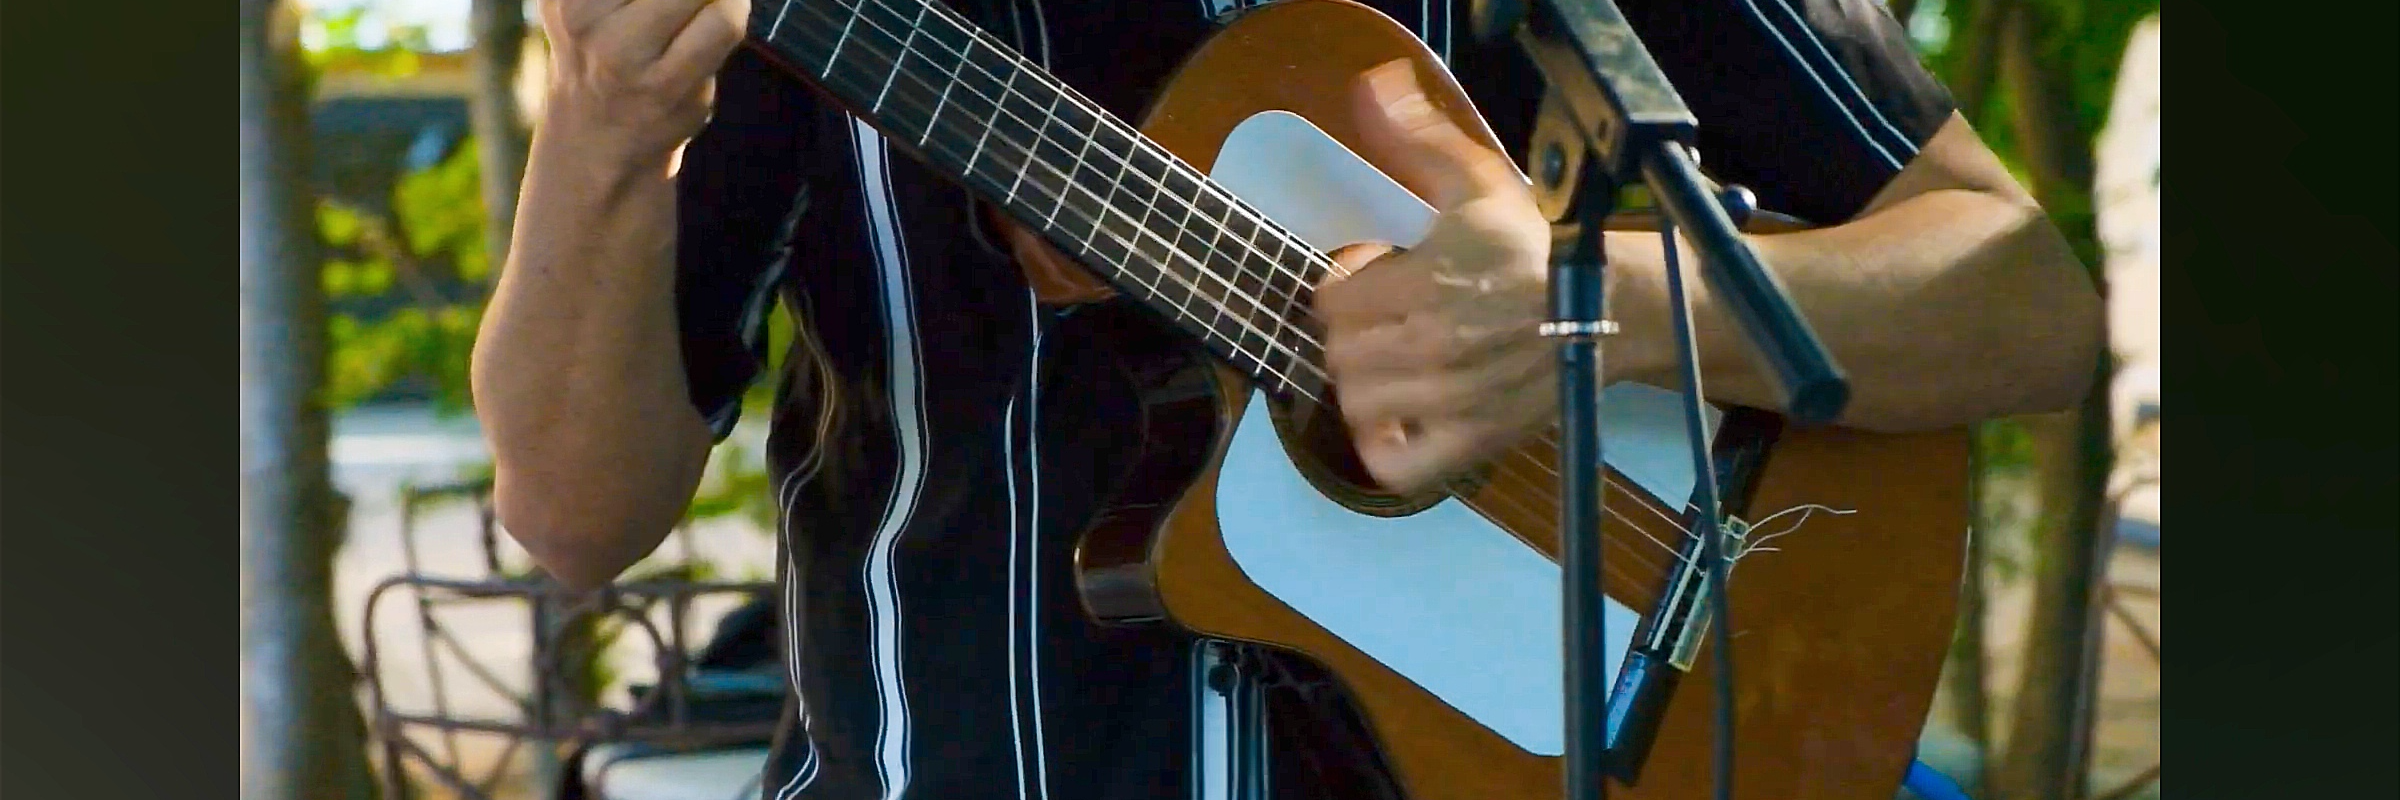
(1903, 759), (1975, 800)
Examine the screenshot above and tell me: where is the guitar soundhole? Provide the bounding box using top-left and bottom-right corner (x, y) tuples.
(1264, 390), (1467, 518)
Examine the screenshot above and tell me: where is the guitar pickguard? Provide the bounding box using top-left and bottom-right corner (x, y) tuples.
(1206, 110), (1723, 757)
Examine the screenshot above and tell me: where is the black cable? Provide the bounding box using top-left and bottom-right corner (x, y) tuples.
(1655, 206), (1735, 800)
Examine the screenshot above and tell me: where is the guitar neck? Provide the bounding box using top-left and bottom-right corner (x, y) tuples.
(750, 0), (1331, 397)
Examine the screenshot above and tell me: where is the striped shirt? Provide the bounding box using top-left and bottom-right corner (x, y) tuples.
(670, 2), (1954, 797)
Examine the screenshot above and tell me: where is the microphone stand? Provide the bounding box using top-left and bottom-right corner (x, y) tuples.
(1472, 2), (1853, 799)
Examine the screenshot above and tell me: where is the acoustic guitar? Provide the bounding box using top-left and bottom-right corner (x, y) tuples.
(741, 1), (1969, 797)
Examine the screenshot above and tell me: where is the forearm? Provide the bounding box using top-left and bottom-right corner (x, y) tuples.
(471, 127), (714, 590)
(1609, 186), (2102, 431)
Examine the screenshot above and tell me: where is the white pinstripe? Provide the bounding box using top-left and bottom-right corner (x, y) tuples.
(848, 115), (932, 800)
(1735, 0), (1909, 170)
(1759, 0), (1921, 158)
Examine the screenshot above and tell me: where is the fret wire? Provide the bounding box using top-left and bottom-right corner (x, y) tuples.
(1231, 216), (1290, 392)
(774, 0), (1329, 390)
(1002, 84), (1065, 207)
(1041, 105), (1099, 229)
(870, 1), (930, 114)
(820, 1), (865, 79)
(1118, 146), (1174, 303)
(1204, 197), (1245, 353)
(1079, 125), (1133, 252)
(914, 11), (961, 145)
(959, 34), (1019, 175)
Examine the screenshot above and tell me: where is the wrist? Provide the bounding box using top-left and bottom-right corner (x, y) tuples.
(1595, 230), (1675, 387)
(533, 99), (686, 183)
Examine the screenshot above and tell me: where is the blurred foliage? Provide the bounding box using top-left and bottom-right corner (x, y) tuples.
(302, 4), (431, 79)
(317, 143), (485, 412)
(1913, 0), (2160, 267)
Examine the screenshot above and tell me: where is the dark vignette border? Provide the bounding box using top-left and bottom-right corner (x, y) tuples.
(2171, 1), (2399, 797)
(2, 0), (228, 797)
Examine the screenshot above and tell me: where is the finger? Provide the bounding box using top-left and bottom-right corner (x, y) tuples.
(656, 0), (746, 83)
(1353, 417), (1503, 493)
(1336, 344), (1552, 428)
(593, 0), (723, 63)
(1324, 318), (1432, 382)
(1351, 58), (1526, 211)
(1314, 246), (1438, 329)
(1324, 296), (1541, 380)
(1324, 241), (1394, 281)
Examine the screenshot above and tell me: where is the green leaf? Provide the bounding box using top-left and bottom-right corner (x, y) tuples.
(317, 202), (364, 246)
(322, 259), (357, 296)
(356, 261), (394, 296)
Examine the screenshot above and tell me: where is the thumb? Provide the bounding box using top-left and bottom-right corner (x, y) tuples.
(1352, 59), (1522, 211)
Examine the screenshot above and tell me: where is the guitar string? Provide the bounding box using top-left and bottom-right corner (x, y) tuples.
(768, 0), (1338, 381)
(767, 17), (1330, 403)
(770, 0), (1741, 572)
(775, 0), (1725, 577)
(813, 0), (1349, 309)
(767, 8), (1692, 587)
(1469, 459), (1701, 576)
(780, 0), (1739, 539)
(810, 0), (1343, 313)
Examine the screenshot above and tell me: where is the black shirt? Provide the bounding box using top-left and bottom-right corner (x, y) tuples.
(671, 2), (1953, 798)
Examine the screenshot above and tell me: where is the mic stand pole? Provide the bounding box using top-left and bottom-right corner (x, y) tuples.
(1476, 2), (1854, 799)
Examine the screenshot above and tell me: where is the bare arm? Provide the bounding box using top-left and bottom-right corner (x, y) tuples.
(1321, 66), (2103, 492)
(1606, 113), (2103, 432)
(471, 0), (746, 590)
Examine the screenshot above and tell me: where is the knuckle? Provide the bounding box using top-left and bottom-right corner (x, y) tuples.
(1414, 319), (1466, 362)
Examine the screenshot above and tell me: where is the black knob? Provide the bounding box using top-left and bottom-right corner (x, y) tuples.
(1716, 185), (1758, 228)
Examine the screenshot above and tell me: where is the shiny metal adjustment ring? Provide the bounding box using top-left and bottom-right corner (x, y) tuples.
(1539, 319), (1622, 339)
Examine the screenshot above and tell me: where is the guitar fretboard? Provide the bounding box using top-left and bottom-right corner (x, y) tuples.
(752, 0), (1333, 398)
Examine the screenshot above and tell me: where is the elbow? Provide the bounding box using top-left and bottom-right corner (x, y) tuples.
(1995, 207), (2108, 417)
(491, 467), (677, 593)
(2030, 285), (2107, 415)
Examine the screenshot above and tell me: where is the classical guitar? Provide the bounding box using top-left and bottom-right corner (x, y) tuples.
(741, 1), (1970, 797)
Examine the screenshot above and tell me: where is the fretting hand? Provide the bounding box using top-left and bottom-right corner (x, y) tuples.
(536, 0), (749, 166)
(1316, 60), (1564, 494)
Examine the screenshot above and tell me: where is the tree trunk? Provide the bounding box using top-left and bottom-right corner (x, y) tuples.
(1996, 0), (2096, 218)
(1992, 394), (2114, 800)
(242, 2), (377, 798)
(1988, 3), (2115, 798)
(469, 0), (531, 273)
(1944, 0), (2008, 124)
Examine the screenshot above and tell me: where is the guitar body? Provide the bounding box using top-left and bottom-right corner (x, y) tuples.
(1046, 3), (1971, 799)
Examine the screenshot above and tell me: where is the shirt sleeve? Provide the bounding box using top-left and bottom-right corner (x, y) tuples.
(1624, 0), (1958, 224)
(674, 48), (822, 441)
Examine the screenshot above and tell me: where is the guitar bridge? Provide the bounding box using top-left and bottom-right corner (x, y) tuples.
(1601, 516), (1751, 784)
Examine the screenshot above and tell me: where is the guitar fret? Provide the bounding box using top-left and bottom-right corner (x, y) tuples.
(871, 2), (931, 114)
(957, 39), (1020, 178)
(1043, 114), (1095, 229)
(1005, 86), (1066, 207)
(822, 3), (864, 80)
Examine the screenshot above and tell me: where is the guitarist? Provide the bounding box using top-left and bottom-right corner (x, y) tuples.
(471, 0), (2100, 797)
